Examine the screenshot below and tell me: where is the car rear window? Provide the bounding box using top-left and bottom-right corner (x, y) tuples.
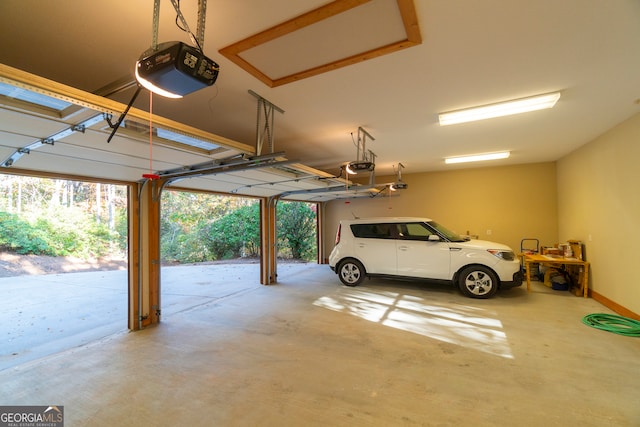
(350, 223), (395, 239)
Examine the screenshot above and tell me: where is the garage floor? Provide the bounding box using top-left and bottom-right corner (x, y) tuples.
(0, 263), (638, 426)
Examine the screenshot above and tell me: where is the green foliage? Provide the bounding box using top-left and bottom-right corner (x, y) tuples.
(0, 210), (120, 257)
(37, 208), (118, 257)
(114, 209), (128, 252)
(161, 220), (213, 264)
(0, 176), (318, 265)
(203, 202), (260, 260)
(160, 191), (257, 263)
(159, 190), (318, 264)
(0, 212), (50, 254)
(277, 201), (317, 261)
(0, 175), (127, 259)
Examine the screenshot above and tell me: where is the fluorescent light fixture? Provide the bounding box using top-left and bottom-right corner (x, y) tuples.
(439, 92), (561, 126)
(445, 151), (510, 164)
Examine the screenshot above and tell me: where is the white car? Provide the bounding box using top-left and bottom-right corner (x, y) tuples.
(328, 217), (523, 298)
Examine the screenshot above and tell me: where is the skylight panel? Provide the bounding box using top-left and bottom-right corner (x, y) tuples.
(0, 82), (73, 110)
(156, 128), (220, 151)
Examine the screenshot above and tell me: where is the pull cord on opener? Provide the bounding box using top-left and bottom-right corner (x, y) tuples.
(143, 91), (160, 180)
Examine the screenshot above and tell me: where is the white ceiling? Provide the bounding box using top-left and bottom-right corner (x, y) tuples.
(1, 0), (639, 183)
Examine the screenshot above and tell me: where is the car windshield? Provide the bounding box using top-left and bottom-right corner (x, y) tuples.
(427, 221), (466, 242)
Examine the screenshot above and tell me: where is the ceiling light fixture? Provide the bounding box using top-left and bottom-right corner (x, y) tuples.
(444, 151), (510, 164)
(438, 92), (561, 126)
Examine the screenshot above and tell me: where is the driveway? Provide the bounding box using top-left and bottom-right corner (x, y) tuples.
(0, 263), (308, 371)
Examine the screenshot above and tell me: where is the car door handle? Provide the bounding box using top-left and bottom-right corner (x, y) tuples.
(398, 246), (408, 251)
(450, 247), (462, 251)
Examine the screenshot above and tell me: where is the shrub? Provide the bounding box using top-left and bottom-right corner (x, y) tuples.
(0, 210), (121, 258)
(0, 212), (50, 254)
(203, 203), (260, 260)
(277, 201), (317, 261)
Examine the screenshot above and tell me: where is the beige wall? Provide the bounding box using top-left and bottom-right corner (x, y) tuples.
(324, 162), (558, 259)
(557, 113), (640, 315)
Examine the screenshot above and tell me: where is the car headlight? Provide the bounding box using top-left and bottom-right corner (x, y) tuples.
(487, 249), (516, 261)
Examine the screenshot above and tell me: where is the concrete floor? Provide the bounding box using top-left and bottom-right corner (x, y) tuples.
(0, 263), (638, 426)
(0, 263), (263, 370)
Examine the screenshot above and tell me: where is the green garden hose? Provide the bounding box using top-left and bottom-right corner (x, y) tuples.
(582, 313), (640, 337)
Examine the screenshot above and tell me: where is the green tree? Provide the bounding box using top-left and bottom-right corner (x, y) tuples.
(203, 202), (260, 259)
(0, 209), (120, 257)
(277, 201), (317, 261)
(160, 190), (257, 263)
(0, 175), (127, 259)
(0, 212), (49, 254)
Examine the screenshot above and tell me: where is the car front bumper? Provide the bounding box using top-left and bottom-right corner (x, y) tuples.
(501, 270), (524, 289)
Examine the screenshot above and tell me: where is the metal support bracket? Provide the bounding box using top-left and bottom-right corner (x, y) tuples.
(249, 90), (284, 156)
(356, 126), (375, 162)
(344, 126), (377, 186)
(150, 0), (207, 52)
(196, 0), (207, 50)
(151, 0), (161, 51)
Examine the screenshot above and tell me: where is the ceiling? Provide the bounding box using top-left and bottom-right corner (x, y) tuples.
(1, 0), (639, 198)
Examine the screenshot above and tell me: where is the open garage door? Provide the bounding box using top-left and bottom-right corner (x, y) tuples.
(0, 173), (129, 370)
(158, 189), (318, 319)
(159, 190), (261, 317)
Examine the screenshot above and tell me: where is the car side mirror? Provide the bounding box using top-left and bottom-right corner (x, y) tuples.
(427, 234), (441, 242)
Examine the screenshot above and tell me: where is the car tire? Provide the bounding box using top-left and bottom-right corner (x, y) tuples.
(337, 259), (366, 286)
(458, 265), (498, 298)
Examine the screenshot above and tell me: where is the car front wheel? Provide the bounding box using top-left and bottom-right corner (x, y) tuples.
(338, 259), (366, 286)
(458, 265), (498, 298)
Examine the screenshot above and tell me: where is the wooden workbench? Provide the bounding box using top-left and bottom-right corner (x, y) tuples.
(523, 254), (590, 297)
